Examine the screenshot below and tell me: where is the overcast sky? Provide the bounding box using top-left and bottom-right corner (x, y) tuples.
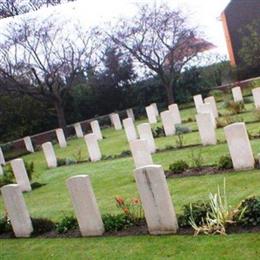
(58, 0), (231, 57)
(0, 0), (231, 58)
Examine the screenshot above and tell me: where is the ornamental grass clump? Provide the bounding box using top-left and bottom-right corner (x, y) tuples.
(189, 179), (242, 235)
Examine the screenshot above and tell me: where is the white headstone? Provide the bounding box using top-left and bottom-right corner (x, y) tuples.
(224, 122), (254, 170)
(134, 165), (178, 234)
(126, 108), (135, 121)
(151, 103), (159, 117)
(56, 128), (67, 148)
(90, 120), (103, 140)
(84, 133), (102, 162)
(129, 139), (153, 168)
(204, 96), (218, 118)
(0, 147), (6, 165)
(232, 86), (243, 102)
(196, 113), (217, 145)
(137, 123), (156, 153)
(11, 158), (31, 192)
(168, 104), (182, 124)
(67, 175), (104, 236)
(193, 94), (204, 113)
(160, 111), (176, 136)
(0, 165), (3, 176)
(198, 103), (216, 128)
(145, 105), (157, 124)
(42, 142), (57, 168)
(23, 136), (34, 153)
(74, 122), (84, 138)
(110, 113), (122, 130)
(252, 87), (260, 109)
(123, 118), (137, 142)
(1, 184), (33, 237)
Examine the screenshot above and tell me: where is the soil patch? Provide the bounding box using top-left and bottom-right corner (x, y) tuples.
(165, 166), (235, 179)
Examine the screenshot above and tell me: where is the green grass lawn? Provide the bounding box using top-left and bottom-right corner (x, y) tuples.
(1, 98), (260, 259)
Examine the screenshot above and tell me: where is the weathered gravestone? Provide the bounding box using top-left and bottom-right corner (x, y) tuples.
(123, 118), (137, 142)
(24, 136), (34, 153)
(204, 96), (218, 118)
(193, 94), (204, 113)
(90, 120), (103, 140)
(11, 158), (31, 192)
(0, 147), (6, 165)
(232, 86), (243, 102)
(56, 128), (67, 148)
(110, 113), (122, 130)
(145, 105), (157, 124)
(1, 184), (33, 237)
(196, 113), (217, 145)
(84, 133), (102, 162)
(160, 111), (176, 136)
(42, 142), (57, 168)
(137, 123), (156, 153)
(129, 139), (153, 168)
(126, 108), (135, 121)
(74, 122), (84, 138)
(134, 165), (178, 234)
(252, 87), (260, 109)
(67, 175), (104, 236)
(224, 122), (254, 170)
(168, 104), (182, 124)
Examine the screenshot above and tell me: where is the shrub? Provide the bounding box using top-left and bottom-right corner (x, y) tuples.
(115, 196), (144, 223)
(152, 126), (165, 138)
(102, 214), (134, 232)
(217, 156), (233, 170)
(32, 218), (56, 235)
(189, 179), (238, 235)
(169, 160), (189, 174)
(57, 158), (77, 167)
(0, 166), (14, 188)
(235, 196), (260, 226)
(209, 90), (223, 100)
(24, 161), (34, 181)
(56, 215), (78, 233)
(191, 149), (204, 169)
(178, 201), (211, 227)
(175, 125), (192, 134)
(0, 215), (12, 234)
(225, 100), (245, 114)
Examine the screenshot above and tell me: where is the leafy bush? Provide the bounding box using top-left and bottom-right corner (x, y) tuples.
(191, 149), (204, 169)
(209, 90), (223, 100)
(0, 215), (12, 234)
(0, 166), (14, 188)
(178, 201), (211, 227)
(32, 218), (55, 235)
(102, 214), (134, 232)
(169, 160), (189, 174)
(56, 215), (78, 233)
(224, 100), (245, 114)
(217, 156), (233, 170)
(152, 126), (165, 138)
(235, 196), (260, 226)
(189, 179), (238, 235)
(115, 196), (144, 223)
(24, 161), (34, 181)
(175, 125), (192, 134)
(57, 158), (77, 167)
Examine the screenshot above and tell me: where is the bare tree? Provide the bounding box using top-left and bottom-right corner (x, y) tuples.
(0, 0), (76, 18)
(0, 18), (100, 130)
(108, 4), (214, 104)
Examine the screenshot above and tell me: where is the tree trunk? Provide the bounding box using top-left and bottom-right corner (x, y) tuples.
(53, 99), (67, 134)
(165, 84), (174, 105)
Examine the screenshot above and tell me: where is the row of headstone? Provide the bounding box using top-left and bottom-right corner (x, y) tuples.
(1, 162), (178, 237)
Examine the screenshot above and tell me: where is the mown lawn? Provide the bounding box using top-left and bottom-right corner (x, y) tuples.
(1, 99), (260, 259)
